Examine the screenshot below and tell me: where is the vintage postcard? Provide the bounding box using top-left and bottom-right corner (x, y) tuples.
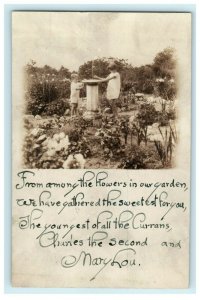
(12, 11), (191, 288)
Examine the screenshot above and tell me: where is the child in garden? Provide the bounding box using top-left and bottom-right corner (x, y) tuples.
(94, 62), (121, 118)
(70, 73), (83, 116)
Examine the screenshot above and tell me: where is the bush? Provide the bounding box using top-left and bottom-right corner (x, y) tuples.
(95, 118), (126, 159)
(157, 108), (176, 126)
(157, 111), (169, 126)
(25, 62), (71, 116)
(119, 145), (147, 169)
(167, 108), (176, 120)
(67, 139), (91, 158)
(63, 116), (92, 158)
(154, 80), (176, 101)
(131, 103), (158, 145)
(43, 99), (70, 116)
(26, 97), (46, 116)
(119, 144), (162, 169)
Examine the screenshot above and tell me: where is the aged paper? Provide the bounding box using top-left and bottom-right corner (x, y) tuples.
(12, 12), (191, 288)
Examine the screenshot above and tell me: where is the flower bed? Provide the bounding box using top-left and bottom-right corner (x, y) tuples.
(23, 103), (177, 169)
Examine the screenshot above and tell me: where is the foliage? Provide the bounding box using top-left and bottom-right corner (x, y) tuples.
(43, 99), (70, 116)
(154, 124), (177, 167)
(157, 111), (169, 126)
(66, 116), (91, 137)
(118, 117), (130, 144)
(25, 61), (71, 116)
(132, 103), (158, 145)
(79, 48), (176, 97)
(118, 144), (162, 169)
(23, 107), (177, 169)
(127, 65), (155, 94)
(154, 80), (177, 102)
(122, 48), (177, 95)
(79, 58), (110, 80)
(67, 138), (91, 158)
(153, 48), (177, 102)
(95, 117), (125, 159)
(63, 154), (86, 169)
(23, 116), (92, 168)
(25, 48), (177, 117)
(153, 48), (176, 79)
(129, 121), (144, 146)
(78, 57), (129, 94)
(64, 116), (92, 158)
(167, 108), (176, 121)
(22, 48), (178, 169)
(157, 107), (176, 126)
(119, 145), (147, 169)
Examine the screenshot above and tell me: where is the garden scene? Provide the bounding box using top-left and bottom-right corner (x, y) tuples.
(23, 48), (178, 169)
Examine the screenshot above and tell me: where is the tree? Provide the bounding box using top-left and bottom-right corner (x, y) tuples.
(79, 57), (128, 95)
(43, 65), (58, 76)
(153, 47), (176, 79)
(120, 64), (155, 94)
(78, 58), (110, 80)
(152, 48), (177, 106)
(79, 57), (130, 81)
(58, 66), (71, 78)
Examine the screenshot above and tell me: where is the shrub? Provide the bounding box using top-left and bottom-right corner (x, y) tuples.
(157, 111), (169, 126)
(25, 62), (71, 116)
(43, 99), (70, 116)
(154, 80), (176, 101)
(119, 144), (162, 169)
(95, 118), (125, 159)
(130, 103), (158, 145)
(119, 145), (147, 169)
(64, 116), (92, 158)
(67, 138), (91, 158)
(26, 97), (46, 116)
(157, 108), (176, 127)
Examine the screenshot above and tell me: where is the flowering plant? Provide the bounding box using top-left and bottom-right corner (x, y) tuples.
(63, 153), (86, 169)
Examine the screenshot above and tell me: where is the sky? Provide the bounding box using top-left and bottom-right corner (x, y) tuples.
(12, 12), (190, 72)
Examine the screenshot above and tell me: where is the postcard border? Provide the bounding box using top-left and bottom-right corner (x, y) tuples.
(4, 3), (196, 294)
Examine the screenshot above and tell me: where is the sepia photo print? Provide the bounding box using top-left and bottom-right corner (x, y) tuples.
(12, 11), (191, 288)
(12, 12), (189, 170)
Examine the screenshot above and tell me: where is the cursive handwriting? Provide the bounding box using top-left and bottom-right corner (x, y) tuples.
(61, 248), (138, 281)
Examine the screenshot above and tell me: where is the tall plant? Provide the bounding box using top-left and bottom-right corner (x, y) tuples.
(154, 124), (177, 167)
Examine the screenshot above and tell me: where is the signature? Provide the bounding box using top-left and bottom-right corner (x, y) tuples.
(61, 248), (137, 281)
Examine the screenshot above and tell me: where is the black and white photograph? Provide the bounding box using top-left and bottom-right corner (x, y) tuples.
(13, 12), (184, 170)
(11, 11), (191, 288)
